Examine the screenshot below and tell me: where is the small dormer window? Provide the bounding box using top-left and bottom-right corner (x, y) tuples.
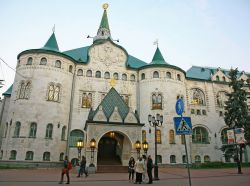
(113, 73), (119, 80)
(55, 60), (61, 68)
(177, 74), (181, 81)
(222, 76), (226, 82)
(153, 71), (159, 78)
(86, 70), (92, 77)
(141, 73), (145, 80)
(102, 31), (104, 36)
(95, 71), (101, 78)
(104, 72), (110, 79)
(166, 72), (171, 79)
(69, 65), (73, 73)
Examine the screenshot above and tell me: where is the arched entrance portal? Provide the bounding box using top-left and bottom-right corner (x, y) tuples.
(98, 132), (128, 165)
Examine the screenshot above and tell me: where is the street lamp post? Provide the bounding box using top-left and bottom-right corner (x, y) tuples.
(76, 139), (84, 160)
(90, 138), (96, 167)
(142, 141), (149, 155)
(135, 140), (141, 159)
(148, 113), (163, 181)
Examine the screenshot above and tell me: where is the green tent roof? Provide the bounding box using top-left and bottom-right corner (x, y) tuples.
(41, 33), (59, 52)
(150, 47), (167, 65)
(99, 10), (110, 30)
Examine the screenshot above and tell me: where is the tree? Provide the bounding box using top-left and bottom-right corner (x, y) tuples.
(223, 68), (249, 174)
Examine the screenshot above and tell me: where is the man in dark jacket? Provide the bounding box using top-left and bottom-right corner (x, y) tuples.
(77, 156), (88, 177)
(147, 155), (153, 184)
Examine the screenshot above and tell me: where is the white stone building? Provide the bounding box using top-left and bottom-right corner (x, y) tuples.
(0, 5), (249, 168)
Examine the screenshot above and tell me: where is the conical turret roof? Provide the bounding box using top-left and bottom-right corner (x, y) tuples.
(150, 47), (167, 64)
(99, 9), (110, 30)
(41, 32), (59, 52)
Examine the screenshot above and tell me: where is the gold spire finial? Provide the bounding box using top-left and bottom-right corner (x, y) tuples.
(102, 3), (109, 10)
(109, 79), (117, 87)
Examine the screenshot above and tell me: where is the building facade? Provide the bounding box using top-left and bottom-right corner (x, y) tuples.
(0, 5), (250, 167)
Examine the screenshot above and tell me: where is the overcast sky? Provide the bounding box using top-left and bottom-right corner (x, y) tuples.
(0, 0), (250, 96)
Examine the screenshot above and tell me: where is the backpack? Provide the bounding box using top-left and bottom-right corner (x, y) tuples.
(67, 162), (73, 170)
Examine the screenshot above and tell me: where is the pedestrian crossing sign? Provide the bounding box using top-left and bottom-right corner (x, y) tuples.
(174, 117), (192, 135)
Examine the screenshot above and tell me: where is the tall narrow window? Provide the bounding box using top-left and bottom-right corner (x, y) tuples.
(59, 153), (64, 161)
(29, 122), (37, 138)
(221, 128), (228, 144)
(48, 85), (54, 101)
(25, 151), (34, 160)
(45, 124), (53, 139)
(177, 74), (181, 81)
(156, 129), (161, 144)
(141, 73), (145, 80)
(169, 130), (175, 144)
(61, 126), (66, 140)
(0, 150), (3, 160)
(19, 82), (25, 99)
(130, 74), (135, 81)
(40, 58), (47, 65)
(24, 82), (31, 99)
(54, 85), (60, 102)
(142, 130), (146, 142)
(43, 152), (50, 161)
(113, 73), (119, 80)
(55, 60), (61, 68)
(27, 57), (33, 65)
(13, 122), (21, 137)
(122, 73), (127, 81)
(166, 72), (171, 79)
(69, 65), (73, 73)
(182, 155), (187, 163)
(216, 75), (220, 81)
(9, 150), (17, 160)
(47, 84), (60, 102)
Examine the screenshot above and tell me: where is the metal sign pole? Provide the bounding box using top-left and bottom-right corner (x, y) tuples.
(184, 134), (192, 186)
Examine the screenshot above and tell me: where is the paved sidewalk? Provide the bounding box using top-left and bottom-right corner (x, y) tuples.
(0, 167), (250, 186)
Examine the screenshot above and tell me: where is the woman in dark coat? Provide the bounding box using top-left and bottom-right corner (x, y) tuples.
(147, 155), (153, 184)
(128, 157), (135, 181)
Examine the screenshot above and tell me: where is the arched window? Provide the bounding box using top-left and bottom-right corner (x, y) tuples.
(24, 82), (31, 99)
(190, 88), (206, 105)
(40, 57), (47, 65)
(113, 73), (119, 80)
(221, 128), (228, 144)
(122, 73), (127, 81)
(130, 74), (136, 81)
(61, 126), (66, 140)
(217, 91), (228, 108)
(55, 60), (61, 68)
(204, 155), (210, 163)
(153, 71), (159, 78)
(82, 93), (92, 108)
(0, 150), (3, 160)
(192, 127), (209, 144)
(13, 122), (21, 137)
(142, 130), (146, 142)
(27, 57), (33, 65)
(95, 71), (101, 78)
(152, 93), (162, 109)
(216, 75), (220, 81)
(59, 152), (64, 161)
(156, 129), (161, 144)
(69, 65), (73, 73)
(9, 150), (17, 160)
(195, 155), (201, 163)
(19, 82), (25, 99)
(166, 72), (171, 79)
(170, 155), (176, 163)
(29, 122), (37, 138)
(182, 155), (187, 163)
(47, 84), (60, 102)
(222, 76), (226, 82)
(45, 124), (53, 139)
(86, 70), (92, 77)
(77, 69), (83, 76)
(25, 151), (34, 160)
(169, 130), (175, 144)
(104, 72), (110, 79)
(69, 129), (84, 147)
(141, 73), (145, 80)
(177, 74), (181, 81)
(43, 152), (50, 161)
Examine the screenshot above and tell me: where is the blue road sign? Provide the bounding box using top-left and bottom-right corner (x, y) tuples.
(174, 117), (192, 135)
(175, 99), (184, 116)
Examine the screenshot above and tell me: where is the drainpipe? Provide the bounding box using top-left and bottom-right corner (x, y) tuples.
(66, 64), (76, 156)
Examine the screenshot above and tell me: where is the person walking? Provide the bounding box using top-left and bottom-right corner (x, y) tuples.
(77, 156), (88, 177)
(59, 155), (71, 184)
(134, 157), (145, 184)
(128, 157), (135, 181)
(147, 155), (153, 184)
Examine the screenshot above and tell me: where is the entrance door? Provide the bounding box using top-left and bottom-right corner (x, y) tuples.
(98, 137), (120, 165)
